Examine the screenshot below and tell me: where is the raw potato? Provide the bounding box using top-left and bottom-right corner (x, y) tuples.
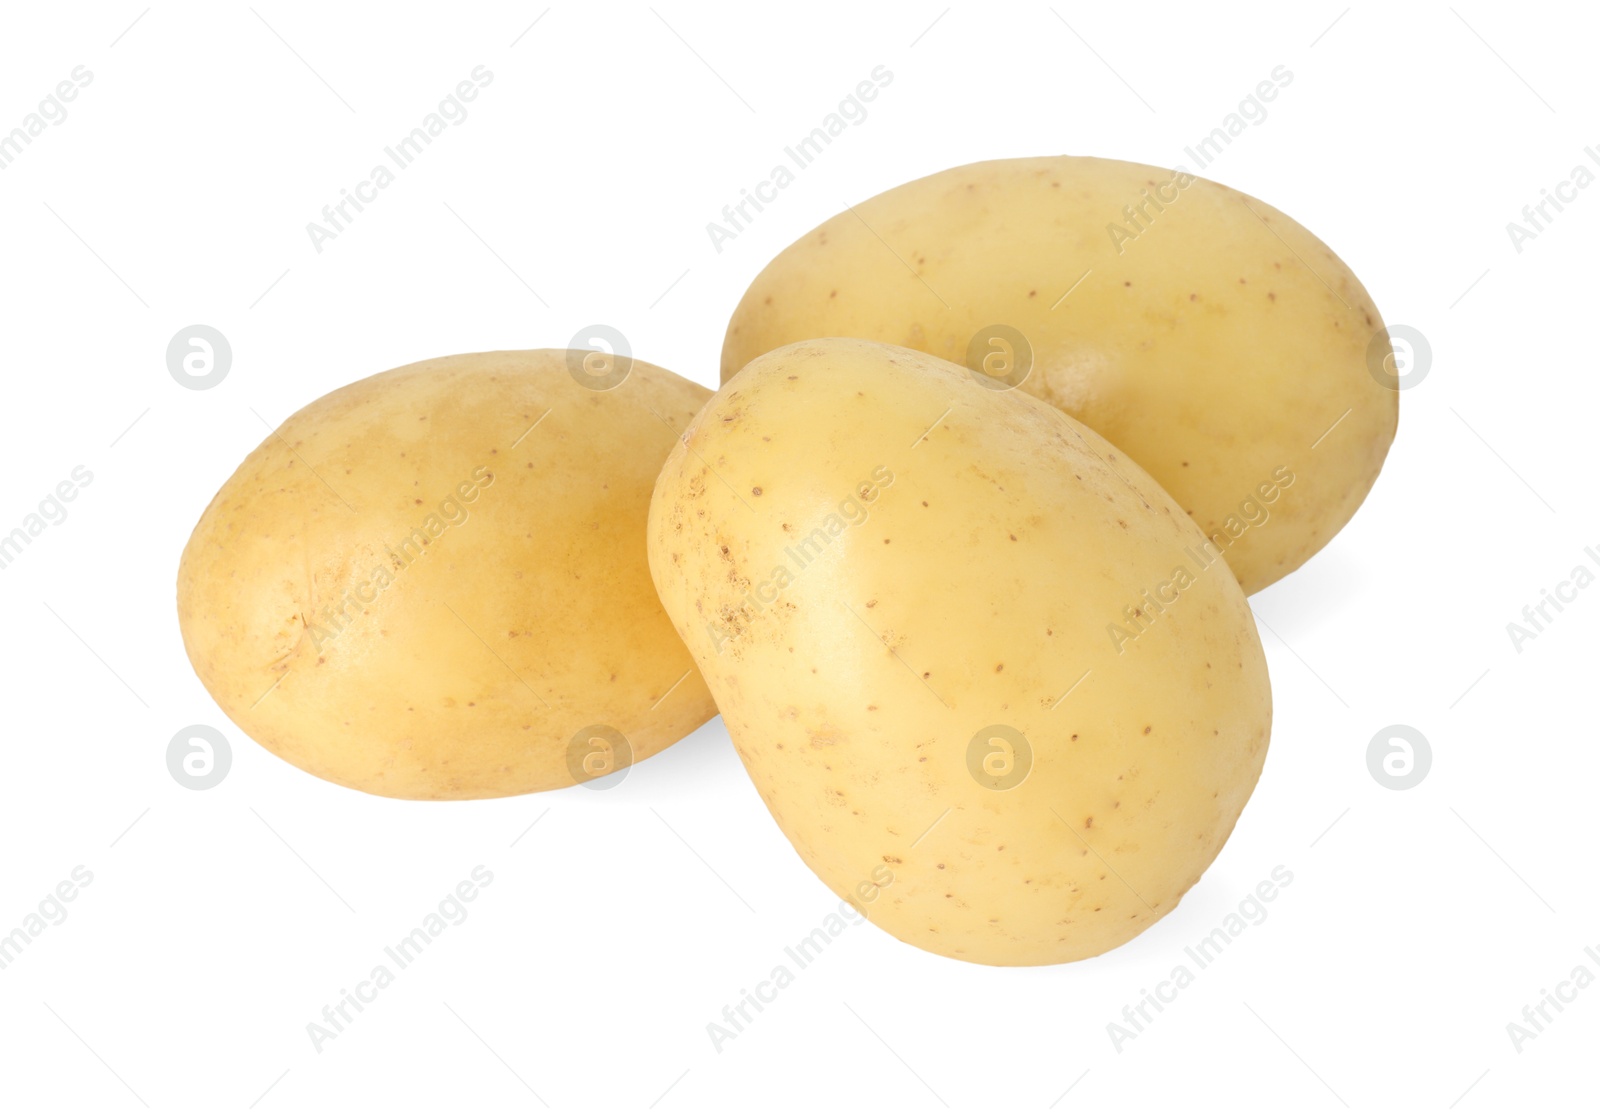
(650, 338), (1272, 965)
(178, 350), (717, 799)
(721, 155), (1398, 594)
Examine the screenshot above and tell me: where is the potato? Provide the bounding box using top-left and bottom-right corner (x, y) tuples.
(721, 156), (1398, 594)
(650, 338), (1271, 965)
(178, 350), (716, 799)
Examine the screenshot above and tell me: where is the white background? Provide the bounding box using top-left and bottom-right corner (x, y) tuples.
(0, 2), (1594, 1112)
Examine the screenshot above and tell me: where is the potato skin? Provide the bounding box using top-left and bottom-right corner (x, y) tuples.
(178, 350), (716, 799)
(651, 338), (1271, 965)
(721, 156), (1398, 594)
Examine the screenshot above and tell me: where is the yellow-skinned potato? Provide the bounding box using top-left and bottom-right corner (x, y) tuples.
(721, 155), (1398, 594)
(650, 338), (1271, 965)
(178, 350), (716, 799)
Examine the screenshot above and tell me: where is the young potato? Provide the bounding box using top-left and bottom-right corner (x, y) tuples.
(721, 156), (1398, 594)
(650, 338), (1272, 966)
(178, 350), (716, 799)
